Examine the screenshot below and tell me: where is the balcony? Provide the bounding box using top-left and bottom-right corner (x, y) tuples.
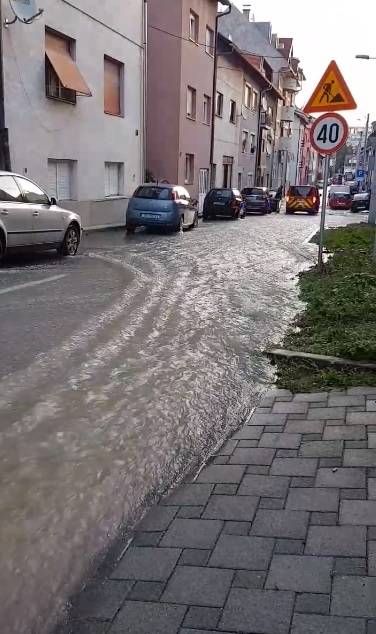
(281, 105), (294, 122)
(260, 111), (273, 128)
(283, 77), (300, 92)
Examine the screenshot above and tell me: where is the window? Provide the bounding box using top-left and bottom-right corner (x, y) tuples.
(237, 172), (242, 190)
(185, 154), (194, 185)
(186, 86), (197, 119)
(252, 90), (258, 110)
(242, 130), (249, 153)
(48, 160), (74, 200)
(229, 100), (236, 124)
(45, 29), (91, 104)
(104, 56), (123, 116)
(211, 163), (217, 187)
(15, 177), (49, 205)
(222, 156), (233, 188)
(250, 133), (256, 151)
(205, 26), (214, 55)
(262, 139), (266, 153)
(189, 11), (199, 43)
(105, 162), (123, 197)
(135, 186), (171, 200)
(203, 94), (211, 125)
(0, 176), (22, 202)
(216, 92), (223, 117)
(244, 84), (252, 109)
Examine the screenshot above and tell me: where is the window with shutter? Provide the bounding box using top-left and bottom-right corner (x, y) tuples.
(47, 159), (74, 200)
(105, 163), (123, 197)
(104, 56), (123, 116)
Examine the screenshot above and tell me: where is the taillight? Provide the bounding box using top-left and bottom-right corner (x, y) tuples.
(171, 191), (178, 201)
(286, 196), (290, 203)
(312, 196), (317, 204)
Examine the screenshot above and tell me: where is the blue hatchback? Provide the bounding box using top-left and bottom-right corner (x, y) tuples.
(126, 184), (198, 233)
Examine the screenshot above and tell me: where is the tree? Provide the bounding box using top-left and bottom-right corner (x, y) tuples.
(335, 144), (352, 172)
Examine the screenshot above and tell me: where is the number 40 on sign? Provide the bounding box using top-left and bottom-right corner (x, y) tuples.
(310, 112), (349, 156)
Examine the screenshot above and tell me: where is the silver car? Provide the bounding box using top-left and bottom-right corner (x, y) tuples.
(0, 171), (82, 262)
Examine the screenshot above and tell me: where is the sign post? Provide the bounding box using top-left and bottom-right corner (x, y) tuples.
(318, 156), (330, 272)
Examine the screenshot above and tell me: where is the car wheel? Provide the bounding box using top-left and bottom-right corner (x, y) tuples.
(0, 234), (5, 263)
(192, 213), (199, 228)
(175, 216), (184, 232)
(286, 210), (294, 215)
(58, 224), (80, 256)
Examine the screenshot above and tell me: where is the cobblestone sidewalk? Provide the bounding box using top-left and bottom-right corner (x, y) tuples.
(58, 387), (376, 634)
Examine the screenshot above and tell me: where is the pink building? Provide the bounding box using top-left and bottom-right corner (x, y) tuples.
(146, 0), (218, 200)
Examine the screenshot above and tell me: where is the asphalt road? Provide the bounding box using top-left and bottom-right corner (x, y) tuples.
(0, 209), (359, 634)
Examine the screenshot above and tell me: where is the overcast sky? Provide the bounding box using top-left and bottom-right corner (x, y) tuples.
(231, 0), (376, 128)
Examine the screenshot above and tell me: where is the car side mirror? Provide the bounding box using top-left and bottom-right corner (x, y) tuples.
(49, 196), (57, 206)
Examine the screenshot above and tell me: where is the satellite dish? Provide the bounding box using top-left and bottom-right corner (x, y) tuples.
(8, 0), (43, 24)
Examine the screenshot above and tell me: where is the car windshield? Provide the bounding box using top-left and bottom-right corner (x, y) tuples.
(332, 192), (351, 199)
(242, 188), (266, 196)
(289, 186), (315, 197)
(134, 186), (171, 200)
(207, 189), (232, 199)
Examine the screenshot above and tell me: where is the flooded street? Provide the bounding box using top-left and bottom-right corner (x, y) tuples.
(0, 211), (352, 633)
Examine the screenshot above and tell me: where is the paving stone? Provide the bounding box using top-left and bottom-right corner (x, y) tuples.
(161, 566), (233, 607)
(183, 606), (220, 630)
(56, 622), (109, 634)
(344, 449), (376, 467)
(346, 441), (368, 448)
(276, 449), (299, 457)
(223, 521), (251, 535)
(265, 388), (292, 398)
(319, 458), (342, 468)
(161, 484), (214, 506)
(275, 395), (294, 402)
(307, 407), (346, 420)
(287, 488), (339, 512)
(291, 613), (366, 634)
(249, 413), (287, 426)
(348, 412), (376, 425)
(295, 593), (330, 615)
(273, 402), (309, 414)
(340, 489), (367, 500)
(300, 440), (343, 458)
(229, 447), (275, 465)
(256, 407), (272, 413)
(71, 580), (134, 620)
(259, 497), (285, 509)
(128, 581), (164, 602)
(214, 483), (238, 495)
(137, 506), (177, 532)
(369, 479), (376, 499)
(265, 555), (333, 592)
(369, 468), (376, 476)
(196, 465), (246, 484)
(111, 547), (181, 582)
(367, 620), (376, 634)
(368, 541), (376, 575)
(219, 588), (295, 634)
(232, 570), (266, 589)
(369, 434), (376, 448)
(294, 392), (329, 402)
(217, 440), (238, 456)
(232, 426), (263, 440)
(270, 458), (318, 476)
(203, 495), (258, 521)
(326, 419), (347, 426)
(258, 396), (275, 407)
(266, 425), (285, 433)
(310, 402), (329, 408)
(305, 525), (366, 556)
(340, 500), (376, 525)
(348, 387), (376, 395)
(208, 533), (274, 570)
(328, 395), (365, 407)
(291, 476), (315, 487)
(177, 506), (203, 519)
(369, 429), (376, 434)
(179, 549), (210, 566)
(259, 432), (301, 449)
(369, 527), (376, 539)
(316, 467), (366, 490)
(238, 474), (289, 497)
(132, 532), (162, 547)
(180, 629), (233, 634)
(274, 539), (305, 554)
(160, 519), (222, 549)
(335, 558), (366, 575)
(211, 456), (229, 465)
(368, 400), (376, 412)
(302, 433), (323, 441)
(349, 406), (368, 412)
(110, 601), (186, 634)
(237, 439), (258, 447)
(285, 419), (325, 434)
(324, 425), (366, 441)
(288, 413), (308, 420)
(251, 509), (309, 539)
(246, 465), (270, 475)
(332, 575), (376, 617)
(310, 512), (338, 525)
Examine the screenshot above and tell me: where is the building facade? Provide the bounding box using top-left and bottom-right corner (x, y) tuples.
(147, 0), (217, 204)
(1, 0), (145, 228)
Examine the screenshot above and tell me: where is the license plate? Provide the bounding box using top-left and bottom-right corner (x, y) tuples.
(141, 213), (160, 219)
(214, 202), (225, 206)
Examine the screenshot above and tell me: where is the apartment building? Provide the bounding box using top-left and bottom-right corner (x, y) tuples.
(147, 0), (219, 205)
(1, 0), (145, 228)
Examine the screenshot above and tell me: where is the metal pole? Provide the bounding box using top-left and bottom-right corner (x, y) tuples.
(318, 155), (330, 272)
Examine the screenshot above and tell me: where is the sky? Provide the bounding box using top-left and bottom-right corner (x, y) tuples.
(231, 0), (376, 128)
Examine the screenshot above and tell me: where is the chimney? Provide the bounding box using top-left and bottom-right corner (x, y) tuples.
(243, 4), (251, 21)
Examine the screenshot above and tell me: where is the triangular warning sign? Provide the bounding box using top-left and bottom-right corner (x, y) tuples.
(303, 60), (357, 114)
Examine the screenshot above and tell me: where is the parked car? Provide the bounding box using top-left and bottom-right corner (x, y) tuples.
(203, 188), (245, 220)
(126, 184), (198, 233)
(268, 190), (281, 213)
(241, 187), (271, 215)
(328, 189), (352, 210)
(285, 185), (320, 214)
(351, 192), (370, 213)
(316, 180), (324, 189)
(0, 171), (81, 262)
(347, 180), (359, 195)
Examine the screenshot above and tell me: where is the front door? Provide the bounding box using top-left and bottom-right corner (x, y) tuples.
(0, 174), (33, 247)
(199, 168), (209, 215)
(15, 176), (64, 245)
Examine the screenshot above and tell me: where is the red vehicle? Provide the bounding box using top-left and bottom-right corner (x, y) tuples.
(328, 190), (352, 210)
(285, 185), (320, 214)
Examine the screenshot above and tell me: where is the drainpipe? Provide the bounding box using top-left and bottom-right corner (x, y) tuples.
(141, 0), (148, 182)
(0, 2), (10, 171)
(209, 0), (231, 187)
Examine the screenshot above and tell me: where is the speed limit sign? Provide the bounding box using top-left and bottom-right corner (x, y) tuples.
(310, 112), (349, 155)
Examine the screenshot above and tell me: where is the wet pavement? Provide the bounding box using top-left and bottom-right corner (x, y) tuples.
(0, 210), (359, 633)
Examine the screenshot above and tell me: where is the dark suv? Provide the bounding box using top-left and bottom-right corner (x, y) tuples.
(241, 187), (271, 215)
(203, 188), (245, 220)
